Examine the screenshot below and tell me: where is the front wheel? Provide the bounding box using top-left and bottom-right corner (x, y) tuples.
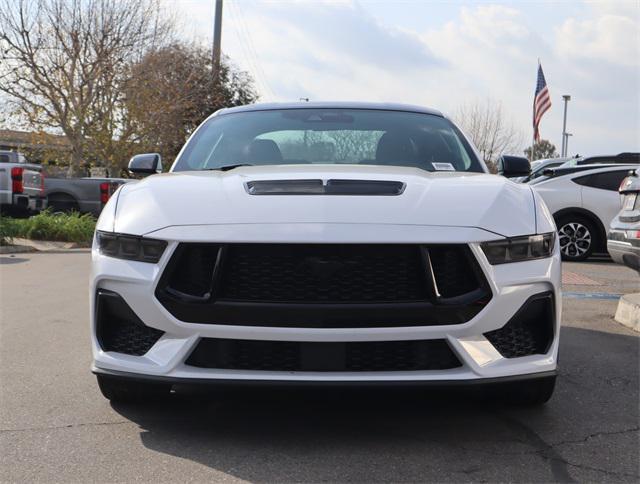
(556, 216), (598, 261)
(96, 374), (171, 403)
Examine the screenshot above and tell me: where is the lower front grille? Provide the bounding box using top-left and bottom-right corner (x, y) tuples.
(96, 289), (164, 356)
(185, 338), (462, 372)
(484, 292), (555, 358)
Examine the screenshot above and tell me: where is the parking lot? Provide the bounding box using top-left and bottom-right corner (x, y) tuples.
(1, 251), (638, 483)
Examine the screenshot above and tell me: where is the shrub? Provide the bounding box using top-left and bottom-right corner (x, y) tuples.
(0, 215), (20, 245)
(0, 210), (96, 244)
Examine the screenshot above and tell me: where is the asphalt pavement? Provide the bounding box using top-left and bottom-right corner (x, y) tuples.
(1, 251), (638, 483)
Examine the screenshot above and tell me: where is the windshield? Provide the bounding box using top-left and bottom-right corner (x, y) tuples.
(172, 109), (484, 173)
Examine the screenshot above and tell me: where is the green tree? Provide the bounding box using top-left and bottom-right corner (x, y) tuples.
(524, 139), (558, 160)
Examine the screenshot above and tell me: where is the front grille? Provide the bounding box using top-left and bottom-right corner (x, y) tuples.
(156, 243), (491, 327)
(484, 292), (554, 358)
(185, 338), (462, 372)
(221, 244), (428, 302)
(96, 290), (164, 356)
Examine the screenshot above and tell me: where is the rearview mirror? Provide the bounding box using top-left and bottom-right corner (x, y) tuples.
(128, 153), (162, 176)
(497, 155), (531, 178)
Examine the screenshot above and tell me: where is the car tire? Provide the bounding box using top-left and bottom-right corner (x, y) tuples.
(502, 375), (556, 406)
(556, 215), (598, 261)
(96, 374), (171, 403)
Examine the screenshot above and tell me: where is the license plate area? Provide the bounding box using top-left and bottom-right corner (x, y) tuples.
(623, 194), (637, 211)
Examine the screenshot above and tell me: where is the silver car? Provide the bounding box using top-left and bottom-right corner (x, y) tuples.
(608, 169), (640, 271)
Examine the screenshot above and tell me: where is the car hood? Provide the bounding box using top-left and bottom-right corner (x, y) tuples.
(110, 165), (536, 237)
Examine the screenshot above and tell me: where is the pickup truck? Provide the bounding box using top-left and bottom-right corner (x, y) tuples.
(45, 177), (129, 216)
(0, 150), (47, 215)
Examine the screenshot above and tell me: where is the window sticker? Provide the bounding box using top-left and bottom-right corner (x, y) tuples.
(432, 162), (455, 171)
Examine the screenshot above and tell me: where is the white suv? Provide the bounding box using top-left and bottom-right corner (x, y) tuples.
(531, 164), (639, 261)
(91, 102), (561, 405)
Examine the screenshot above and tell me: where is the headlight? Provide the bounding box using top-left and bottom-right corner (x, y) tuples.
(481, 232), (555, 265)
(96, 231), (167, 263)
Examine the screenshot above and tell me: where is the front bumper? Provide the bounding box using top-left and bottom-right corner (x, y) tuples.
(90, 224), (562, 383)
(92, 365), (557, 387)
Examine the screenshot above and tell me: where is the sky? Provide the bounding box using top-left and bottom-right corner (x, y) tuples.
(170, 0), (639, 157)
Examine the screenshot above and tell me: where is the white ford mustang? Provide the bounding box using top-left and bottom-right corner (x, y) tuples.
(91, 102), (561, 405)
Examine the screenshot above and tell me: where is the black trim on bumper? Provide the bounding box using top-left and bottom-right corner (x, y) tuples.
(91, 366), (557, 388)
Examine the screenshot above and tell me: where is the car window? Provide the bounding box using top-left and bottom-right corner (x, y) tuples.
(573, 170), (631, 191)
(173, 109), (483, 173)
(0, 154), (9, 163)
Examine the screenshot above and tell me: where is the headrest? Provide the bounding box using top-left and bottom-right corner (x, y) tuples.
(246, 139), (283, 163)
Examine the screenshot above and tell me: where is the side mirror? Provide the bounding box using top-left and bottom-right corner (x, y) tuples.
(497, 155), (531, 178)
(128, 153), (162, 176)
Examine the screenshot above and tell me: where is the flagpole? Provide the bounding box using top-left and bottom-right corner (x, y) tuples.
(531, 133), (535, 162)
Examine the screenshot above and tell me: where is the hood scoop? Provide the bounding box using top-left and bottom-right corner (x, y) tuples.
(245, 179), (406, 196)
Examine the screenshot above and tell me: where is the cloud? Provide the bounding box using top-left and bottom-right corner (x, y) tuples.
(555, 11), (639, 67)
(248, 0), (441, 72)
(176, 0), (639, 155)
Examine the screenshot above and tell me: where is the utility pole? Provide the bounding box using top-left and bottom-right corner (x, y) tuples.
(212, 0), (223, 82)
(561, 94), (571, 157)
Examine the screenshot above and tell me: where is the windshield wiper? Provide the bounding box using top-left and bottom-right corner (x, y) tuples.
(204, 163), (254, 172)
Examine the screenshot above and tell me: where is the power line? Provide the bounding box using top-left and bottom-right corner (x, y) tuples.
(230, 3), (268, 101)
(225, 2), (269, 99)
(230, 0), (276, 100)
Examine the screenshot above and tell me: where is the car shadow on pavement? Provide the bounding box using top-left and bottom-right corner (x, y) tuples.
(0, 256), (30, 264)
(110, 326), (639, 483)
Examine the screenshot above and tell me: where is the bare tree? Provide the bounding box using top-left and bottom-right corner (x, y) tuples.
(453, 99), (524, 171)
(0, 0), (172, 175)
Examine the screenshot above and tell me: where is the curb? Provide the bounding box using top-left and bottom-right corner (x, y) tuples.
(615, 293), (640, 332)
(0, 238), (91, 253)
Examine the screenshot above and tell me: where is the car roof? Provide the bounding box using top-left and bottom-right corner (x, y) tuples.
(580, 153), (640, 164)
(215, 101), (444, 117)
(544, 163), (639, 179)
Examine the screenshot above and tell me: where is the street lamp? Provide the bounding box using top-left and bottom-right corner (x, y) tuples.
(561, 95), (571, 157)
(564, 132), (573, 157)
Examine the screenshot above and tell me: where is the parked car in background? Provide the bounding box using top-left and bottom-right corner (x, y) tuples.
(0, 150), (46, 216)
(532, 163), (640, 261)
(515, 157), (573, 183)
(561, 152), (640, 167)
(45, 177), (129, 216)
(608, 168), (640, 271)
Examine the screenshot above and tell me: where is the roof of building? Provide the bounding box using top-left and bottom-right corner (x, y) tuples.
(0, 129), (71, 151)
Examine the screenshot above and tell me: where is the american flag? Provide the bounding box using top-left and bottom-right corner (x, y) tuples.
(533, 63), (551, 142)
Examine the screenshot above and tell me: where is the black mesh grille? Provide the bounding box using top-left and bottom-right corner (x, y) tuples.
(96, 290), (164, 356)
(185, 338), (462, 372)
(156, 243), (491, 327)
(220, 244), (429, 302)
(484, 292), (554, 358)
